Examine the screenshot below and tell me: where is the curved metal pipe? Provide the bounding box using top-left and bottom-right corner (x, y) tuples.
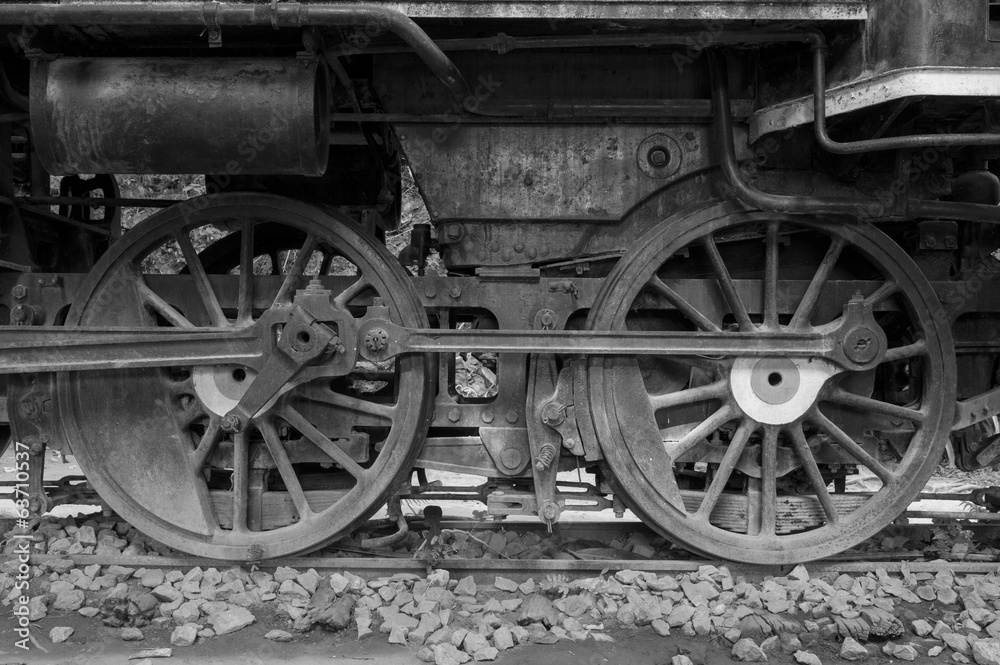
(359, 514), (409, 550)
(0, 2), (472, 108)
(805, 31), (1000, 155)
(709, 50), (1000, 224)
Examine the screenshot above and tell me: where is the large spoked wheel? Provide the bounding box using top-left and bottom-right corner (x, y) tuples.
(58, 193), (433, 560)
(588, 203), (955, 564)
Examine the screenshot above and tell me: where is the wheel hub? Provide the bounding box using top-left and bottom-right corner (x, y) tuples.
(731, 356), (838, 425)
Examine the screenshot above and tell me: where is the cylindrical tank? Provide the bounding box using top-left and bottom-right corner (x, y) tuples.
(30, 57), (329, 176)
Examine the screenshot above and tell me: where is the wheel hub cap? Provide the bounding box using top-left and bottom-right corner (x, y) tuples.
(730, 356), (838, 425)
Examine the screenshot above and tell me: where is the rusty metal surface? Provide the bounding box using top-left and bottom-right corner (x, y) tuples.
(31, 58), (328, 176)
(587, 203), (956, 564)
(0, 1), (866, 24)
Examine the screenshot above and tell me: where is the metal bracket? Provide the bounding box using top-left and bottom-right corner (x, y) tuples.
(538, 366), (584, 457)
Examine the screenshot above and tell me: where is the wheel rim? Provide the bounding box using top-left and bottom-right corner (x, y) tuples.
(588, 203), (955, 564)
(58, 193), (433, 560)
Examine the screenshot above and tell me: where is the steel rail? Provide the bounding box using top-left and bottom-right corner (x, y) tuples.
(0, 2), (472, 109)
(17, 552), (1000, 579)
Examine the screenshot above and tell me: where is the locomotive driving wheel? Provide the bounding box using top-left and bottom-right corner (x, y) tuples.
(588, 203), (955, 564)
(58, 193), (433, 559)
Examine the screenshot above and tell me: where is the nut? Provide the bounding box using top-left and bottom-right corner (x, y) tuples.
(221, 414), (243, 433)
(364, 328), (389, 353)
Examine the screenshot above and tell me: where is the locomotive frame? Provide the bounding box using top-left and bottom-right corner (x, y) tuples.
(1, 0), (1000, 564)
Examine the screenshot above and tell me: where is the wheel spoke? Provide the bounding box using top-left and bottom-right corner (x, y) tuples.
(695, 419), (753, 519)
(825, 387), (926, 424)
(176, 232), (227, 327)
(666, 404), (733, 459)
(237, 220), (254, 324)
(884, 339), (927, 363)
(137, 280), (195, 329)
(649, 380), (727, 412)
(282, 406), (367, 478)
(231, 429), (249, 533)
(299, 388), (396, 421)
(701, 235), (755, 331)
(758, 425), (778, 536)
(789, 424), (839, 525)
(647, 276), (721, 332)
(273, 235), (319, 306)
(812, 408), (894, 485)
(192, 415), (222, 470)
(790, 235), (846, 329)
(334, 277), (371, 311)
(864, 281), (899, 307)
(260, 419), (313, 521)
(764, 223), (779, 329)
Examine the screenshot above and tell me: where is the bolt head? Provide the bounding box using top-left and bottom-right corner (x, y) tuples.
(449, 287), (462, 299)
(221, 414), (243, 433)
(11, 284), (27, 300)
(447, 408), (461, 423)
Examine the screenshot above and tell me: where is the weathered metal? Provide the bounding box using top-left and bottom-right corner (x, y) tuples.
(586, 204), (955, 564)
(31, 58), (329, 176)
(55, 193), (434, 560)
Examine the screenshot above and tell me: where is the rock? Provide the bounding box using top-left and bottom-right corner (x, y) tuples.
(973, 640), (1000, 665)
(494, 577), (518, 593)
(957, 655), (972, 664)
(279, 580), (310, 598)
(454, 576), (477, 597)
(121, 627), (144, 641)
(27, 596), (47, 621)
(682, 579), (720, 605)
(129, 648), (173, 659)
(789, 566), (810, 582)
(172, 600), (201, 624)
(935, 621), (956, 639)
(463, 631), (490, 654)
(76, 525), (97, 547)
(410, 613), (443, 644)
(945, 633), (973, 657)
(53, 588), (85, 611)
(295, 570), (320, 595)
(209, 607), (255, 635)
(733, 638), (768, 662)
(473, 646), (499, 661)
(930, 646), (945, 657)
(264, 629), (293, 643)
(518, 596), (556, 626)
(388, 624), (409, 645)
(795, 651), (822, 665)
(140, 570), (164, 588)
(328, 573), (351, 595)
(151, 584), (182, 603)
(417, 646), (435, 663)
(913, 620), (934, 637)
(49, 626), (74, 643)
(652, 619), (671, 636)
(673, 656), (695, 665)
(493, 626), (514, 651)
(433, 643), (472, 665)
(427, 570), (450, 588)
(667, 604), (696, 627)
(170, 624), (198, 647)
(840, 637), (870, 661)
(314, 595), (356, 631)
(893, 644), (918, 661)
